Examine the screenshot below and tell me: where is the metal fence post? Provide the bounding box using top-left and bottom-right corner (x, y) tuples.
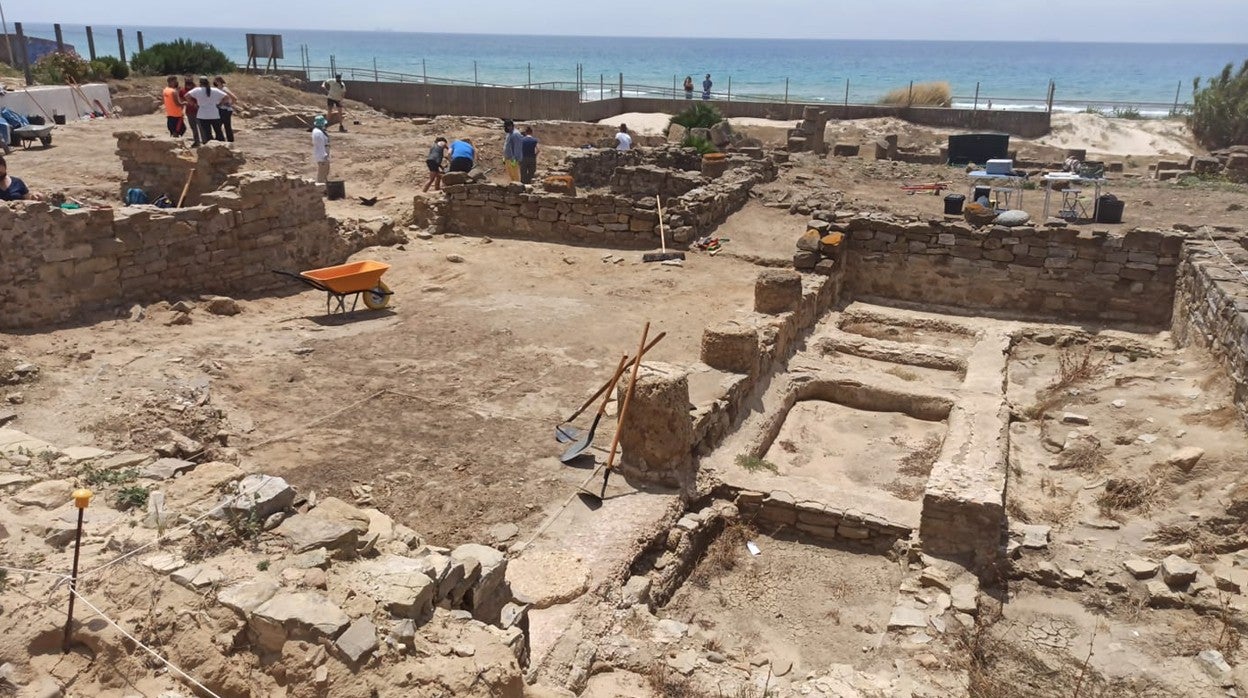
(844, 79), (849, 107)
(85, 26), (95, 61)
(373, 57), (378, 82)
(527, 62), (531, 88)
(54, 24), (64, 53)
(785, 77), (789, 104)
(136, 31), (144, 54)
(600, 73), (603, 100)
(423, 58), (427, 84)
(973, 82), (980, 110)
(618, 72), (623, 100)
(727, 75), (731, 103)
(1171, 81), (1181, 115)
(907, 80), (914, 107)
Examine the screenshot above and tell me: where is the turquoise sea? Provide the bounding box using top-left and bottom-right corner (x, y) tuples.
(21, 23), (1248, 113)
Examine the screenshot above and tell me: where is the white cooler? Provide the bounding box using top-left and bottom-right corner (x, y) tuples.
(986, 159), (1014, 175)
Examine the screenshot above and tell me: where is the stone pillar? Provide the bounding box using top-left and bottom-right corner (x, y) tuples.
(701, 321), (760, 374)
(754, 269), (803, 314)
(617, 362), (694, 488)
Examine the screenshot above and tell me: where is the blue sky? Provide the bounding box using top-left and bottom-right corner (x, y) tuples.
(8, 0), (1248, 42)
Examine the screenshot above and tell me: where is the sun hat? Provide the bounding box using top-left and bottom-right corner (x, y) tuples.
(313, 115), (328, 129)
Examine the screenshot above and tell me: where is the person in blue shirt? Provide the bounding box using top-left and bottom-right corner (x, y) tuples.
(448, 138), (476, 173)
(0, 157), (42, 201)
(702, 74), (713, 100)
(519, 126), (539, 184)
(502, 119), (523, 182)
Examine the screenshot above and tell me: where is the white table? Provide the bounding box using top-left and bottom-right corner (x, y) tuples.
(967, 171), (1025, 211)
(1042, 173), (1105, 220)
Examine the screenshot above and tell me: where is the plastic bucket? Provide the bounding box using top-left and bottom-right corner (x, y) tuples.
(326, 180), (346, 201)
(944, 193), (966, 215)
(53, 113), (66, 125)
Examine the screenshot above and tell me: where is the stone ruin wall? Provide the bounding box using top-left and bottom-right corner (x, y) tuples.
(1172, 236), (1248, 426)
(0, 172), (372, 330)
(558, 146), (702, 188)
(835, 215), (1184, 328)
(440, 155), (776, 247)
(115, 131), (247, 205)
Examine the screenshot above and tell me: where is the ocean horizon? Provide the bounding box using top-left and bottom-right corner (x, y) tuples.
(19, 23), (1248, 112)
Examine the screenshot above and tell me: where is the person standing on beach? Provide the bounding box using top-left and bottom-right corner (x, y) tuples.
(162, 76), (185, 137)
(180, 76), (200, 146)
(615, 124), (632, 151)
(312, 115), (331, 183)
(448, 137), (476, 173)
(323, 74), (348, 132)
(423, 137), (448, 192)
(702, 74), (713, 100)
(683, 76), (694, 99)
(503, 119), (523, 182)
(187, 76), (227, 143)
(520, 126), (539, 184)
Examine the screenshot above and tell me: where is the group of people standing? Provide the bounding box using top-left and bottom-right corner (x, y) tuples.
(683, 74), (713, 100)
(162, 75), (238, 145)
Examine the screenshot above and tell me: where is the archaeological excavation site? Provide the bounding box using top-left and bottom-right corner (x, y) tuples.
(2, 87), (1248, 698)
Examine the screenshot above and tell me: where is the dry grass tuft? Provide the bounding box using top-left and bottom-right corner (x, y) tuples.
(1153, 523), (1219, 555)
(885, 480), (926, 501)
(898, 434), (943, 477)
(1055, 437), (1106, 472)
(691, 520), (756, 588)
(1024, 345), (1110, 420)
(1096, 477), (1165, 516)
(879, 81), (952, 107)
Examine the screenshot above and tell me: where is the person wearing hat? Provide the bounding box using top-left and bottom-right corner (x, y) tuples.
(322, 74), (348, 133)
(312, 115), (331, 183)
(186, 75), (227, 143)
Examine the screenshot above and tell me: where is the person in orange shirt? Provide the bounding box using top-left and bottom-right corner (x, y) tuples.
(162, 76), (185, 137)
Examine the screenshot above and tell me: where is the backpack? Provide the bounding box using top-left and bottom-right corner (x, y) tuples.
(152, 195), (173, 208)
(125, 188), (148, 205)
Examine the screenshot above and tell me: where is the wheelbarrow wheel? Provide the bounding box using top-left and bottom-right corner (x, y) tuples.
(362, 281), (392, 310)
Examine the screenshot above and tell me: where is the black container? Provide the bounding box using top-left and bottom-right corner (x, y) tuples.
(53, 113), (66, 125)
(972, 185), (991, 205)
(326, 180), (346, 200)
(944, 193), (966, 215)
(1095, 195), (1124, 224)
(27, 115), (45, 125)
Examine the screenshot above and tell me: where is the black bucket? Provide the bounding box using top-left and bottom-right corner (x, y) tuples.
(972, 185), (991, 206)
(1095, 195), (1124, 224)
(325, 180), (345, 200)
(53, 113), (66, 125)
(944, 193), (966, 215)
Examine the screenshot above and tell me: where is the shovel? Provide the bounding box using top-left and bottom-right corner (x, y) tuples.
(358, 195), (396, 206)
(580, 322), (650, 504)
(559, 354), (629, 464)
(555, 331), (666, 443)
(642, 196), (686, 263)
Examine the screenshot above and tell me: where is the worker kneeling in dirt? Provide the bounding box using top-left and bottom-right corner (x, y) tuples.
(0, 156), (43, 201)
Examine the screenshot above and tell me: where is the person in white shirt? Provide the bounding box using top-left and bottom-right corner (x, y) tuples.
(186, 76), (227, 143)
(322, 74), (348, 133)
(615, 124), (632, 151)
(311, 115), (331, 183)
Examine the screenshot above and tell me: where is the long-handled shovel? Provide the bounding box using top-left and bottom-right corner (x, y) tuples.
(580, 322), (650, 504)
(558, 354), (629, 464)
(642, 196), (685, 263)
(555, 331), (666, 443)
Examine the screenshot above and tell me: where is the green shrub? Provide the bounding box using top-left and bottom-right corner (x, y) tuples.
(1190, 59), (1248, 150)
(114, 485), (150, 511)
(671, 102), (723, 130)
(129, 39), (234, 77)
(879, 81), (952, 107)
(90, 56), (130, 80)
(681, 135), (717, 154)
(32, 51), (92, 85)
(1111, 106), (1144, 120)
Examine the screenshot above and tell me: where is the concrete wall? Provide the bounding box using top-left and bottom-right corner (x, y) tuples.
(340, 81), (1052, 138)
(0, 173), (380, 330)
(842, 216), (1183, 328)
(0, 83), (111, 121)
(1172, 237), (1248, 425)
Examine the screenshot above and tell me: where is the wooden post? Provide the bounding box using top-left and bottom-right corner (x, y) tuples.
(116, 28), (126, 65)
(784, 77), (789, 104)
(422, 58), (426, 84)
(973, 81), (980, 110)
(54, 24), (64, 53)
(844, 79), (849, 107)
(600, 73), (603, 100)
(373, 57), (378, 82)
(473, 60), (478, 86)
(727, 75), (732, 103)
(137, 31), (144, 54)
(1046, 80), (1056, 113)
(86, 26), (96, 61)
(527, 62), (531, 88)
(618, 72), (623, 100)
(0, 3), (13, 67)
(1172, 81), (1181, 115)
(14, 23), (31, 85)
(907, 80), (914, 107)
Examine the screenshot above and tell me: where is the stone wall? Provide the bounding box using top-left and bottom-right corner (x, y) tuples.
(1172, 235), (1248, 426)
(610, 165), (704, 200)
(525, 121), (665, 149)
(441, 158), (775, 247)
(560, 147), (701, 189)
(0, 172), (379, 330)
(841, 215), (1184, 328)
(116, 131), (247, 205)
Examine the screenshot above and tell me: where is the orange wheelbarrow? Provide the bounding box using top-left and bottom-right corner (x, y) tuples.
(274, 260), (394, 314)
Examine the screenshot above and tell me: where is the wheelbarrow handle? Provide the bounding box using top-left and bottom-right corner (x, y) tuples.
(272, 269), (330, 294)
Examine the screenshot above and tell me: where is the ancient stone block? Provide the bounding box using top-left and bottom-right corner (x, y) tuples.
(755, 269), (803, 314)
(701, 322), (760, 374)
(617, 362), (695, 485)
